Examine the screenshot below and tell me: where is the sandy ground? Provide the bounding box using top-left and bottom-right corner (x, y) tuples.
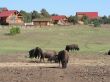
(0, 53), (110, 82)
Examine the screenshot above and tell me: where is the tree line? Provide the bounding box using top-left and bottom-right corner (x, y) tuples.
(68, 15), (110, 27)
(20, 8), (51, 23)
(20, 8), (110, 27)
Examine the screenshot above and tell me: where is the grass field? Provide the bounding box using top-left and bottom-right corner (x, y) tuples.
(0, 25), (110, 55)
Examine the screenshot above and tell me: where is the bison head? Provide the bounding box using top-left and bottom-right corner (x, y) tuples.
(29, 49), (35, 58)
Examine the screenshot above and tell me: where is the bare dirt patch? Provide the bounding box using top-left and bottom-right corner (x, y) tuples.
(0, 53), (110, 82)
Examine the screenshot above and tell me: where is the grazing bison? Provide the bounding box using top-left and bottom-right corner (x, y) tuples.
(29, 47), (43, 62)
(43, 50), (58, 62)
(48, 55), (58, 63)
(29, 48), (58, 62)
(108, 50), (110, 55)
(29, 48), (35, 58)
(65, 44), (79, 52)
(58, 50), (69, 68)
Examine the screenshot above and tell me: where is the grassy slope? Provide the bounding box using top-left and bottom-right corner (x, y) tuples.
(0, 25), (110, 54)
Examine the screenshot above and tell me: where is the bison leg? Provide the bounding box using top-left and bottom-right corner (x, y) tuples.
(48, 58), (53, 63)
(40, 57), (45, 63)
(58, 60), (60, 66)
(61, 60), (67, 69)
(62, 62), (67, 68)
(38, 54), (40, 59)
(58, 60), (61, 68)
(65, 49), (69, 52)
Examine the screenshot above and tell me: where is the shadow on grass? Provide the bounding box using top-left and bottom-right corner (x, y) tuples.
(4, 33), (12, 36)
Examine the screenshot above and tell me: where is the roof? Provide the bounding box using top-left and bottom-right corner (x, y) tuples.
(0, 10), (18, 17)
(32, 18), (52, 22)
(51, 16), (67, 21)
(0, 7), (8, 12)
(76, 12), (98, 19)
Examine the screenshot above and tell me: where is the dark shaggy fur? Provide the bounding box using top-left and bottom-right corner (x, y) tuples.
(58, 50), (69, 69)
(65, 44), (79, 52)
(43, 50), (58, 62)
(108, 50), (110, 55)
(29, 47), (43, 62)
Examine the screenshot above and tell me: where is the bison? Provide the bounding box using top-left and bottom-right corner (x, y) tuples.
(29, 48), (35, 58)
(48, 55), (58, 63)
(58, 50), (69, 68)
(29, 47), (43, 62)
(42, 50), (58, 63)
(108, 50), (110, 55)
(29, 48), (58, 62)
(65, 44), (79, 52)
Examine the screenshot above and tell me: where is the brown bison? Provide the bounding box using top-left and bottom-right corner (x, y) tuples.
(29, 48), (58, 62)
(58, 50), (69, 68)
(29, 47), (43, 62)
(29, 48), (35, 58)
(48, 55), (58, 63)
(29, 47), (42, 59)
(108, 50), (110, 55)
(43, 50), (58, 63)
(65, 44), (79, 52)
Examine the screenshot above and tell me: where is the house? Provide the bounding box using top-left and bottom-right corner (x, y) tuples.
(0, 8), (24, 25)
(76, 12), (98, 24)
(51, 15), (68, 25)
(76, 12), (98, 20)
(32, 18), (52, 27)
(0, 7), (8, 12)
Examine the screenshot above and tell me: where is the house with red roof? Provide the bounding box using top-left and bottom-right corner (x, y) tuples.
(0, 8), (24, 25)
(76, 12), (98, 24)
(51, 15), (68, 25)
(76, 12), (98, 20)
(0, 7), (8, 12)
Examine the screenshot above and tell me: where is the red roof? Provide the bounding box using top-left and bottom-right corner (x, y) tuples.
(76, 12), (98, 19)
(0, 7), (8, 11)
(0, 10), (18, 17)
(51, 16), (67, 21)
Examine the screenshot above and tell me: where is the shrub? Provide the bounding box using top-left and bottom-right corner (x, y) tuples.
(10, 26), (21, 35)
(92, 19), (101, 27)
(81, 16), (89, 25)
(16, 27), (20, 33)
(83, 20), (89, 25)
(68, 16), (78, 24)
(10, 28), (16, 35)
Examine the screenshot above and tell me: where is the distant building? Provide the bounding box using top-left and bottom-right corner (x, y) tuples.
(51, 15), (68, 25)
(76, 12), (98, 20)
(0, 8), (24, 25)
(0, 7), (8, 12)
(32, 18), (52, 27)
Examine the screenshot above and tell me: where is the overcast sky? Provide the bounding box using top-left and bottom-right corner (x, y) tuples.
(0, 0), (110, 16)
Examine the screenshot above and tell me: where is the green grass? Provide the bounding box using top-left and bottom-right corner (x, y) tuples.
(0, 25), (110, 54)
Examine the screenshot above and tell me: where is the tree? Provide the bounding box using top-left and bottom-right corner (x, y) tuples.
(68, 15), (78, 24)
(100, 16), (108, 24)
(92, 19), (101, 27)
(26, 13), (32, 22)
(20, 10), (32, 22)
(31, 10), (41, 19)
(81, 16), (89, 25)
(51, 13), (59, 16)
(20, 10), (27, 22)
(107, 16), (110, 24)
(40, 8), (50, 17)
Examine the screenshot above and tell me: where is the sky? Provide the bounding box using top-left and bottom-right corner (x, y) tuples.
(0, 0), (110, 16)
